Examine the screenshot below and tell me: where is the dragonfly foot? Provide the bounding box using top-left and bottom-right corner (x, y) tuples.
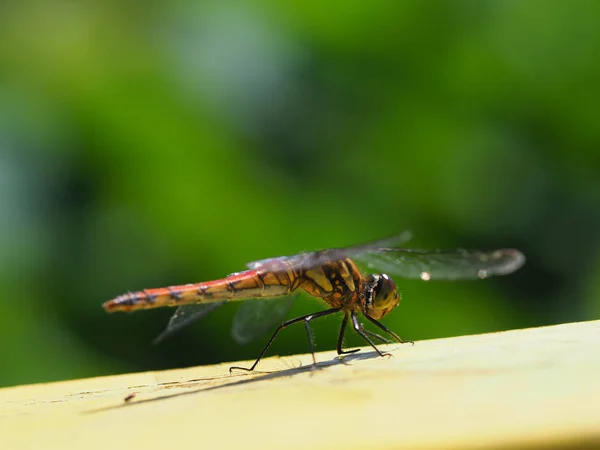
(229, 366), (253, 374)
(337, 348), (361, 356)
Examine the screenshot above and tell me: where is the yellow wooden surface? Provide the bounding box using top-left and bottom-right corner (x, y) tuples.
(2, 320), (600, 450)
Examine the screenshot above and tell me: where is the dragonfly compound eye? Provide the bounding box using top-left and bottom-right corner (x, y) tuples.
(367, 274), (400, 320)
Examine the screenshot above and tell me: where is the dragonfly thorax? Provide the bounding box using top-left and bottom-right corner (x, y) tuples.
(363, 273), (400, 320)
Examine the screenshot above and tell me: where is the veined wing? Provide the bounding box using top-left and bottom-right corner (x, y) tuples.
(153, 296), (298, 345)
(231, 295), (297, 345)
(247, 231), (523, 280)
(153, 302), (226, 344)
(246, 230), (414, 271)
(353, 248), (525, 281)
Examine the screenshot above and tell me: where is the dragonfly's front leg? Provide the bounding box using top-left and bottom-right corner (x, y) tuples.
(363, 314), (414, 345)
(360, 327), (393, 344)
(350, 312), (392, 358)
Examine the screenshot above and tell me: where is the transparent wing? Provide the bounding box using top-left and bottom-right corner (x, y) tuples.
(153, 302), (226, 344)
(245, 231), (414, 272)
(231, 295), (297, 345)
(354, 248), (525, 281)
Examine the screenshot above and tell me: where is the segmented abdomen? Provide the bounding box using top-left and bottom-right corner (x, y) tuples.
(103, 269), (296, 313)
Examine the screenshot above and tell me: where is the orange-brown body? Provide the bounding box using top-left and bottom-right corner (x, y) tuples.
(103, 232), (524, 372)
(103, 258), (365, 314)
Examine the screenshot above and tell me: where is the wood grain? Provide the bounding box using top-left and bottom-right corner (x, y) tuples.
(2, 320), (600, 450)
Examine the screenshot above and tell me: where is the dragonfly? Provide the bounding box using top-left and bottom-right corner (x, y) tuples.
(103, 231), (525, 371)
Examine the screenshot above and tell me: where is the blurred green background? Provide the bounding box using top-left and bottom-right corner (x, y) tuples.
(1, 1), (599, 388)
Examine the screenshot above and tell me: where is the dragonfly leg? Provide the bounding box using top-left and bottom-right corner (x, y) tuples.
(360, 327), (393, 344)
(364, 314), (414, 345)
(351, 312), (390, 358)
(336, 313), (360, 355)
(229, 307), (342, 373)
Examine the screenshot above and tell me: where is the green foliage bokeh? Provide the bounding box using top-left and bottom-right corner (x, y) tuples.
(1, 1), (599, 387)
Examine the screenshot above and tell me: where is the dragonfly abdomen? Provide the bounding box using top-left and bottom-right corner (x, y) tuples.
(103, 270), (295, 313)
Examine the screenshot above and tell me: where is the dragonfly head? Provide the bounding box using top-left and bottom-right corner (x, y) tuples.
(364, 274), (400, 320)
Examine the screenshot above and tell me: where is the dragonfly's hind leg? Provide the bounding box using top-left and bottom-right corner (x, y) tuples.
(229, 307), (342, 373)
(336, 313), (361, 355)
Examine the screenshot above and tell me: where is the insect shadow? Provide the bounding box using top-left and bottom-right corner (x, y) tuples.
(85, 348), (393, 415)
